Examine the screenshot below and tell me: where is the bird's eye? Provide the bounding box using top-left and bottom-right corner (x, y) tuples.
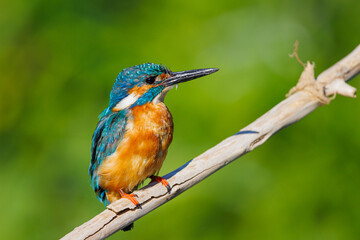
(145, 76), (157, 84)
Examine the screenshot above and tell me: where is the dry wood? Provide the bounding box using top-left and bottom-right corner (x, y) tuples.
(62, 44), (360, 240)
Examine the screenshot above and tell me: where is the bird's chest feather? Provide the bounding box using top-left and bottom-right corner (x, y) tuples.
(98, 102), (173, 192)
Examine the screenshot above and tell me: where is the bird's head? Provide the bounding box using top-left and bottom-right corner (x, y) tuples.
(108, 63), (218, 111)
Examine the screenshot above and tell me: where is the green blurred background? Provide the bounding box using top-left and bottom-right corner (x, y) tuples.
(1, 0), (360, 239)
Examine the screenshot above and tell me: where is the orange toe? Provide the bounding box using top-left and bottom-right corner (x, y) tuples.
(118, 189), (140, 207)
(150, 176), (171, 193)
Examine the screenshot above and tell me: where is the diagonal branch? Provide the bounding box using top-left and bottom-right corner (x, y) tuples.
(62, 44), (360, 240)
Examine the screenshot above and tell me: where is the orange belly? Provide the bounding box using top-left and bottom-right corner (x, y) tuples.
(97, 102), (173, 203)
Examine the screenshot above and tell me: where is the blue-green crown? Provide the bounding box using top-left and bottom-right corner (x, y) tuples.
(109, 63), (171, 109)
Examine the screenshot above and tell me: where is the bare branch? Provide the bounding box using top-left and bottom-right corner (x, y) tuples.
(62, 44), (360, 240)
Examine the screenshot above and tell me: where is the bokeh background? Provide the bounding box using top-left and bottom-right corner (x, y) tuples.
(1, 0), (360, 239)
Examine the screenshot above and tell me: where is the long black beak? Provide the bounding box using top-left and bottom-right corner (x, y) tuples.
(163, 68), (219, 87)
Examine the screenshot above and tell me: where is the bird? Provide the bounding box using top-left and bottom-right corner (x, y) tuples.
(89, 63), (218, 230)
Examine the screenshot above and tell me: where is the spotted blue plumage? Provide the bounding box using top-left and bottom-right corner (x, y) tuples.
(109, 63), (171, 109)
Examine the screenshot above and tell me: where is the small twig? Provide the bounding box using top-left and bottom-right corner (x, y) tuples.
(289, 40), (306, 68)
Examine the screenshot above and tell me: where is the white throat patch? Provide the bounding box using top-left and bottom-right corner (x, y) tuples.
(152, 85), (175, 104)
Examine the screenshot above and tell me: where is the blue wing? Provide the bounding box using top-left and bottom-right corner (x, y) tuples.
(89, 108), (129, 205)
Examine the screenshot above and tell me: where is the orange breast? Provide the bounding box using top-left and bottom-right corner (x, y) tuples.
(97, 102), (173, 202)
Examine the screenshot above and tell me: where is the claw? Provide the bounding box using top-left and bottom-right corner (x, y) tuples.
(150, 175), (171, 193)
(118, 189), (140, 207)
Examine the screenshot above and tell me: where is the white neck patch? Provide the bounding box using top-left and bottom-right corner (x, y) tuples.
(113, 93), (139, 111)
(113, 85), (176, 110)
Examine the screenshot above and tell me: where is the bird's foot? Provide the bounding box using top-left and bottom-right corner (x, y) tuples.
(118, 189), (140, 208)
(150, 175), (171, 193)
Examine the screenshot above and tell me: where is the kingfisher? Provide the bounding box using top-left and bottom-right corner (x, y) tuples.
(89, 63), (218, 229)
